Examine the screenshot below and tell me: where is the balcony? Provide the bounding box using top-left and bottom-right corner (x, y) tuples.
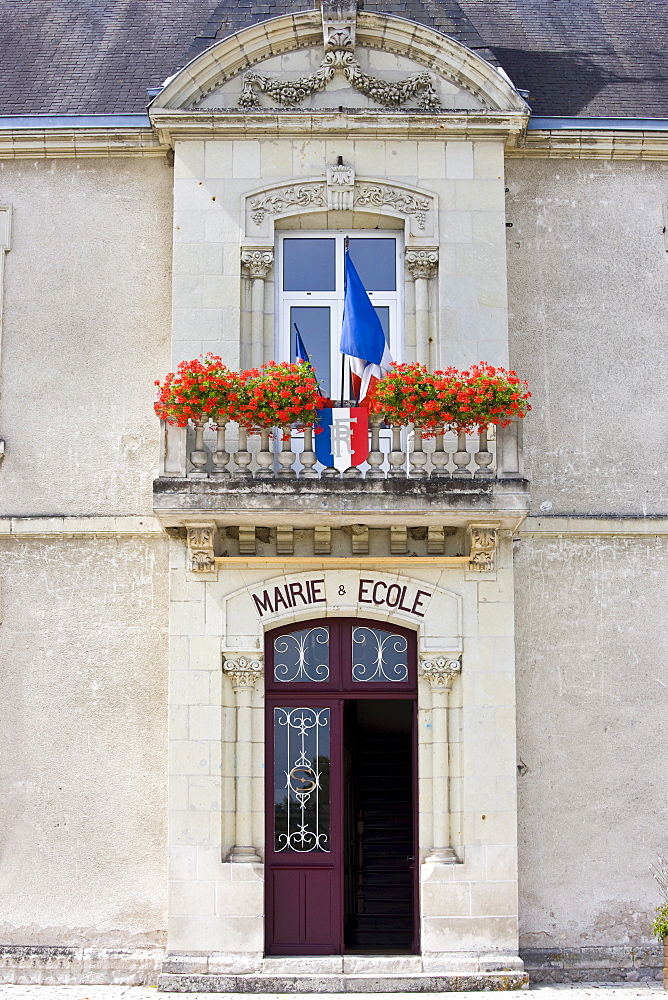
(153, 418), (530, 542)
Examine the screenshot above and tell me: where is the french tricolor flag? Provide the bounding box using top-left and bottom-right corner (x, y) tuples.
(340, 251), (393, 403)
(315, 407), (369, 472)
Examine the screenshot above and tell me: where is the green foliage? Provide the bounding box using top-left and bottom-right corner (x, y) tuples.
(651, 903), (668, 941)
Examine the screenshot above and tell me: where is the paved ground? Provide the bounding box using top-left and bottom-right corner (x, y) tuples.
(0, 985), (664, 1000)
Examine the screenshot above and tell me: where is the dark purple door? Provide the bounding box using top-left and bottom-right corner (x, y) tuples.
(265, 619), (417, 956)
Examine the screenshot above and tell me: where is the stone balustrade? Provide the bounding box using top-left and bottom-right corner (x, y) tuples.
(158, 417), (524, 482)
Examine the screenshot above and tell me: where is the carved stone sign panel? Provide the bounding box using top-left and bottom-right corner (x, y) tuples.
(221, 570), (462, 654)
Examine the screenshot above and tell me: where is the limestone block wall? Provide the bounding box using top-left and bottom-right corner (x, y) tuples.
(172, 137), (509, 372)
(166, 547), (522, 966)
(0, 531), (169, 968)
(513, 529), (667, 980)
(0, 156), (173, 516)
(506, 157), (668, 516)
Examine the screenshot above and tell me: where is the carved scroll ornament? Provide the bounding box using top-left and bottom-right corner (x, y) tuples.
(249, 184), (327, 227)
(223, 653), (264, 690)
(187, 525), (216, 573)
(467, 524), (498, 572)
(419, 654), (462, 690)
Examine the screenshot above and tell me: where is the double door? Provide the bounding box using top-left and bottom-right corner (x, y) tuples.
(264, 618), (418, 955)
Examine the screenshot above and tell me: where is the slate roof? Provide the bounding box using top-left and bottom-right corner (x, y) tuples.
(0, 0), (667, 118)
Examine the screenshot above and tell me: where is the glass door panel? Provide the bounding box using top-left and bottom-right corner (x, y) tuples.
(274, 706), (331, 853)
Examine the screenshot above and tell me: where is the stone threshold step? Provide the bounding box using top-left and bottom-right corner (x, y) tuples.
(158, 971), (530, 993)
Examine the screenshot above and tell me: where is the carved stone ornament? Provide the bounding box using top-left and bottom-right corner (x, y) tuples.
(249, 184), (327, 227)
(354, 185), (430, 231)
(223, 653), (264, 690)
(241, 247), (274, 278)
(467, 523), (498, 572)
(327, 161), (355, 210)
(405, 247), (439, 279)
(419, 654), (462, 689)
(187, 525), (216, 573)
(238, 1), (439, 111)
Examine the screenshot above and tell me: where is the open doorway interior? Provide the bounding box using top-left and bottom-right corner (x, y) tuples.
(344, 699), (415, 953)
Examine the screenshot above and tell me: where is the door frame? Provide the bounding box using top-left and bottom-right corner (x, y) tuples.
(264, 617), (420, 956)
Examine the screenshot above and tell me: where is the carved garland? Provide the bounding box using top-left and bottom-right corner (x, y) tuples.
(238, 0), (439, 111)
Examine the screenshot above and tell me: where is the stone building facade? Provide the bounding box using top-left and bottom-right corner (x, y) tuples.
(0, 0), (666, 990)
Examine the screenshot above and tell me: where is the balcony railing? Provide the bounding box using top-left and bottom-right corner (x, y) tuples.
(158, 417), (524, 482)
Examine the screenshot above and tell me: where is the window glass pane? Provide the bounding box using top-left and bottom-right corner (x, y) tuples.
(348, 238), (396, 291)
(290, 306), (331, 398)
(274, 707), (331, 853)
(283, 238), (336, 291)
(374, 306), (390, 346)
(351, 626), (409, 683)
(274, 627), (329, 683)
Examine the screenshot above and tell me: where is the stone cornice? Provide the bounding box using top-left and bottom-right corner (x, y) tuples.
(0, 127), (166, 160)
(149, 109), (529, 146)
(509, 128), (668, 160)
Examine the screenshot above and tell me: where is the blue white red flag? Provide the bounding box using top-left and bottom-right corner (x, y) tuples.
(294, 325), (310, 365)
(315, 407), (369, 472)
(340, 251), (393, 403)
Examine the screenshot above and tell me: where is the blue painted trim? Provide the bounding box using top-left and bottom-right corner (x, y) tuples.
(0, 114), (151, 130)
(528, 116), (668, 131)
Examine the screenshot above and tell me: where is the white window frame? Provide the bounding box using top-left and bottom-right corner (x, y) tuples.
(276, 230), (404, 401)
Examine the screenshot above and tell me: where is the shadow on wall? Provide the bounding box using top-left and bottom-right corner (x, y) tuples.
(492, 46), (668, 116)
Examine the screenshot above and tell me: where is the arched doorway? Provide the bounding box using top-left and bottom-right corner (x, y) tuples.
(264, 618), (418, 956)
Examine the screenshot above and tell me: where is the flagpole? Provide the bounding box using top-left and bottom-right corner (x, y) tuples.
(341, 237), (350, 407)
(293, 322), (323, 397)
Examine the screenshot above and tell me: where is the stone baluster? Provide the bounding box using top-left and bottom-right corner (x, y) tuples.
(408, 424), (428, 478)
(241, 248), (274, 368)
(211, 418), (231, 478)
(474, 428), (494, 478)
(431, 427), (450, 478)
(452, 431), (472, 477)
(233, 425), (253, 478)
(420, 655), (462, 863)
(299, 425), (318, 478)
(188, 416), (209, 479)
(255, 427), (274, 479)
(405, 249), (438, 369)
(277, 426), (296, 477)
(388, 425), (406, 478)
(366, 413), (385, 479)
(223, 654), (264, 863)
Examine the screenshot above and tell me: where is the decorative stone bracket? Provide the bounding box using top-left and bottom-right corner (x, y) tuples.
(186, 524), (216, 574)
(467, 523), (499, 572)
(238, 0), (439, 111)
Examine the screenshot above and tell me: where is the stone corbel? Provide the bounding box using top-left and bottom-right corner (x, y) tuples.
(241, 247), (274, 368)
(467, 523), (498, 572)
(405, 248), (438, 368)
(186, 524), (217, 574)
(223, 652), (264, 863)
(420, 653), (462, 864)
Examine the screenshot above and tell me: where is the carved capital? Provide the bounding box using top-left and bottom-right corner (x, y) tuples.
(420, 654), (462, 690)
(327, 161), (355, 210)
(405, 247), (439, 279)
(467, 523), (498, 572)
(187, 524), (216, 573)
(223, 653), (264, 690)
(241, 247), (274, 279)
